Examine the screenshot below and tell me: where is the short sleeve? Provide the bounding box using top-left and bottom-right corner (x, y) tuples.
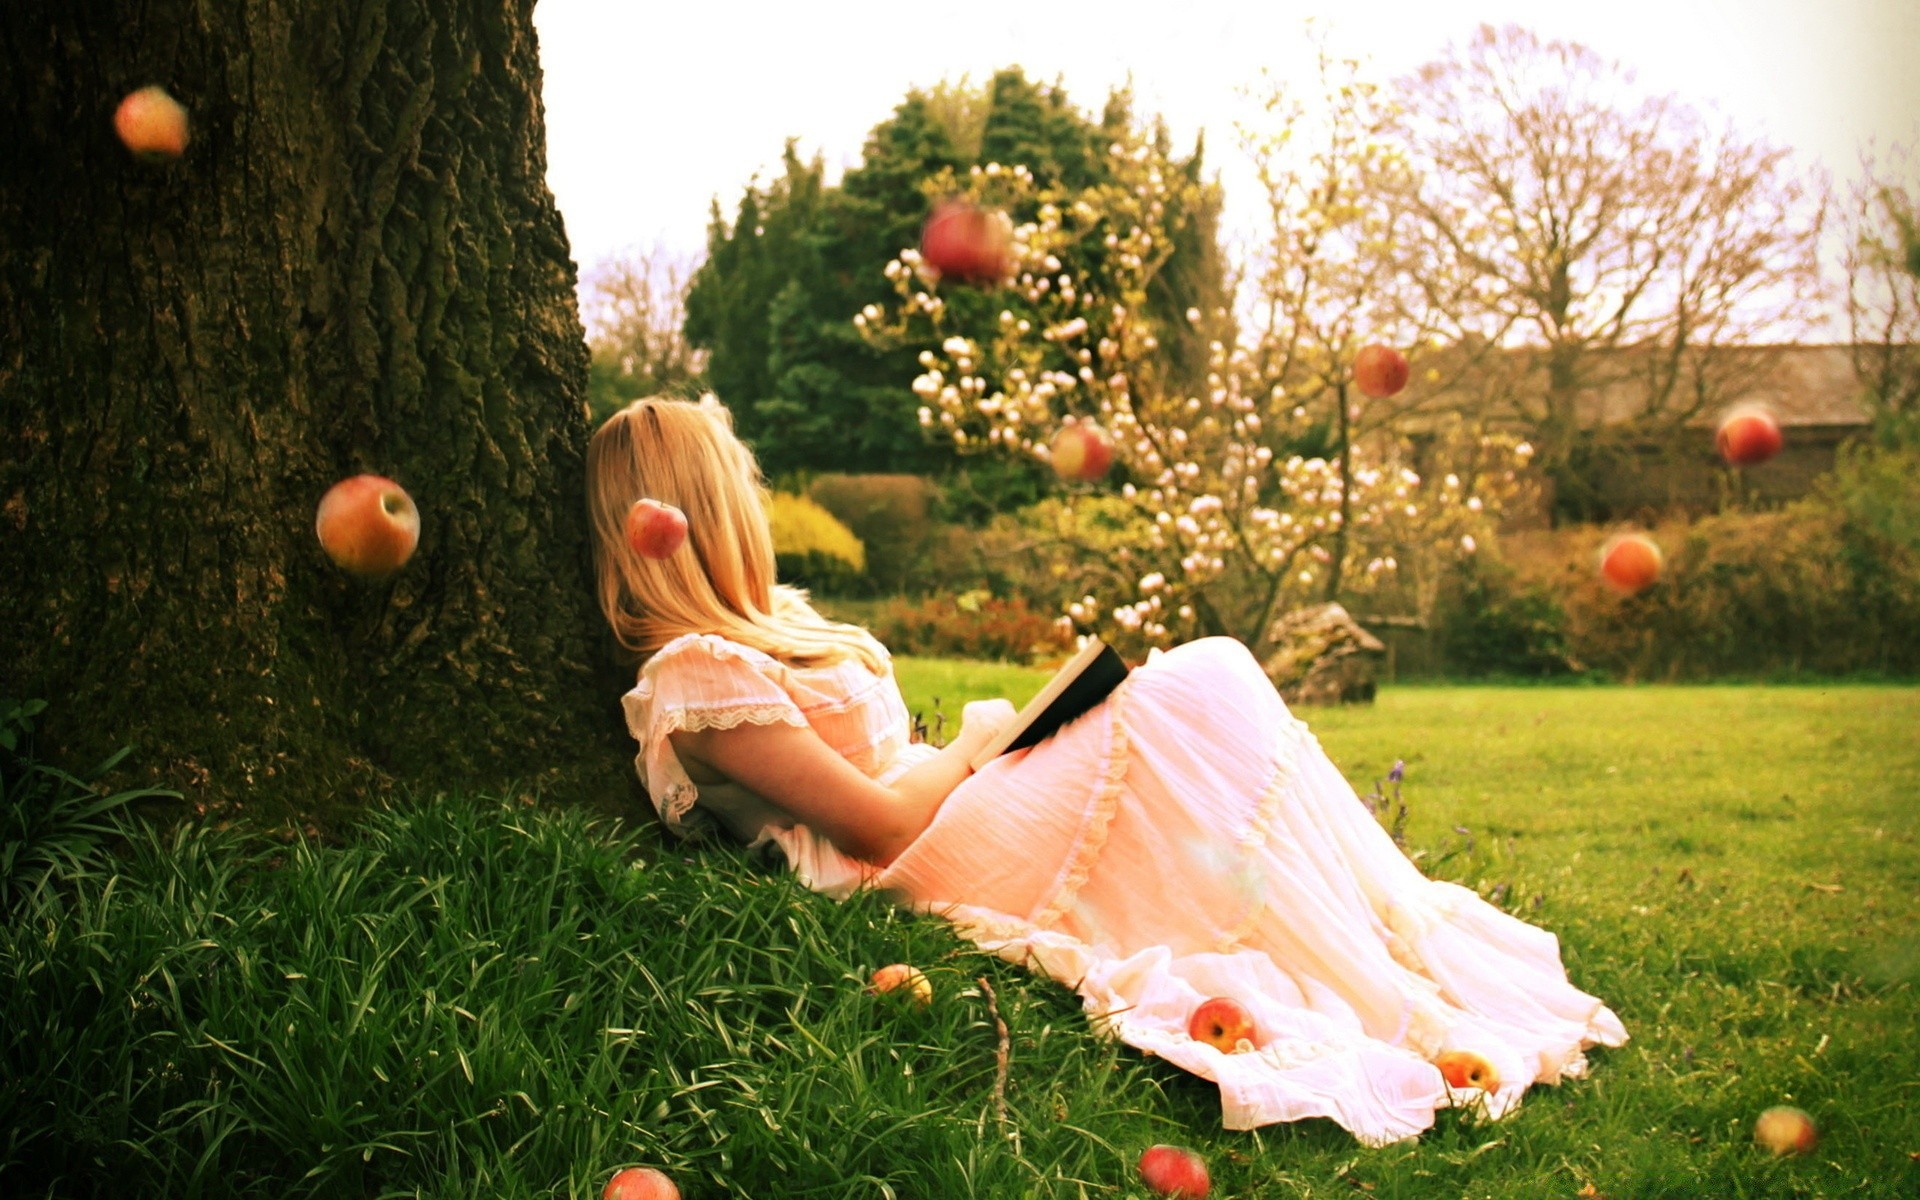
(621, 634), (810, 835)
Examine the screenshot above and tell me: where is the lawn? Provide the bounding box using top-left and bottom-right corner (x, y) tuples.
(3, 670), (1915, 1198)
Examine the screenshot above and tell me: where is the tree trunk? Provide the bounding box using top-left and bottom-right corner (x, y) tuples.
(0, 1), (626, 823)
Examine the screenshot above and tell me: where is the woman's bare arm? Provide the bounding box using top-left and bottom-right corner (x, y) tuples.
(669, 699), (1015, 866)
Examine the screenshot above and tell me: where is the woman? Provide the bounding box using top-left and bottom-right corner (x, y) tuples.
(588, 396), (1626, 1146)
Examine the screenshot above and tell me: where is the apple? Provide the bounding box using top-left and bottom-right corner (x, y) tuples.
(1186, 996), (1256, 1054)
(1599, 532), (1662, 596)
(1137, 1144), (1210, 1199)
(920, 199), (1013, 285)
(315, 474), (420, 578)
(1049, 421), (1114, 483)
(114, 86), (190, 161)
(1352, 344), (1410, 400)
(602, 1167), (680, 1200)
(1753, 1105), (1818, 1157)
(625, 498), (689, 560)
(1716, 406), (1783, 467)
(1434, 1049), (1501, 1092)
(869, 963), (932, 1006)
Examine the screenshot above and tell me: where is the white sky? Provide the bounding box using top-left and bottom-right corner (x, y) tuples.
(535, 0), (1919, 276)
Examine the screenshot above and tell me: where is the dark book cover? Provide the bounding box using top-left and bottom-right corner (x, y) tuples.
(971, 639), (1131, 768)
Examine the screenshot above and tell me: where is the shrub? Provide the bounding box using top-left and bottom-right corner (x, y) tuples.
(767, 491), (866, 596)
(1434, 558), (1582, 678)
(807, 474), (939, 592)
(864, 591), (1076, 663)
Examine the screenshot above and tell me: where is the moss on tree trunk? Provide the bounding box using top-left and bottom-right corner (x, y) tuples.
(0, 1), (631, 825)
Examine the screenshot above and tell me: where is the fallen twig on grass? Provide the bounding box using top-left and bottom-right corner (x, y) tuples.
(977, 974), (1012, 1133)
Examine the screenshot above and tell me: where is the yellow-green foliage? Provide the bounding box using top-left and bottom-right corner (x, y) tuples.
(766, 492), (866, 573)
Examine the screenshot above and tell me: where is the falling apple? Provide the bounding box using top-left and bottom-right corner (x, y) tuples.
(1434, 1049), (1501, 1092)
(625, 498), (689, 560)
(1049, 421), (1114, 483)
(315, 474), (420, 578)
(1352, 344), (1410, 400)
(1753, 1105), (1818, 1157)
(1186, 996), (1256, 1054)
(920, 199), (1013, 285)
(1715, 406), (1784, 467)
(114, 86), (190, 161)
(1599, 532), (1662, 596)
(869, 963), (932, 1006)
(602, 1166), (681, 1200)
(1137, 1144), (1211, 1199)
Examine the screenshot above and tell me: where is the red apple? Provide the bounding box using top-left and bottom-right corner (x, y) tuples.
(114, 86), (190, 161)
(869, 963), (932, 1006)
(1434, 1050), (1501, 1092)
(1186, 996), (1256, 1054)
(1599, 532), (1662, 596)
(1137, 1144), (1211, 1199)
(602, 1167), (680, 1200)
(1753, 1105), (1817, 1157)
(1049, 422), (1114, 483)
(920, 199), (1013, 285)
(1352, 344), (1410, 400)
(1716, 406), (1783, 467)
(625, 498), (689, 560)
(315, 474), (420, 578)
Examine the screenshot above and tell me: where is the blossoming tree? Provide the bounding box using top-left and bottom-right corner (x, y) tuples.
(861, 55), (1529, 662)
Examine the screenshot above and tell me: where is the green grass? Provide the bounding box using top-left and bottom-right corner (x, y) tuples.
(3, 672), (1916, 1198)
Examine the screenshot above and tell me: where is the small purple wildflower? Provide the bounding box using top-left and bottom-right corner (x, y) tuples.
(1388, 759), (1405, 783)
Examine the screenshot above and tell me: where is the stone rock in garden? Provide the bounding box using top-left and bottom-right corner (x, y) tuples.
(1261, 603), (1386, 706)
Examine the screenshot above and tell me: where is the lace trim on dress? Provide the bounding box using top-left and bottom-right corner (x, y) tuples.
(1213, 746), (1301, 954)
(645, 701), (809, 832)
(1029, 685), (1131, 932)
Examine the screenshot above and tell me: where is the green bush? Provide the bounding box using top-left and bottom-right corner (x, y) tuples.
(807, 474), (939, 592)
(766, 491), (866, 596)
(1433, 560), (1583, 678)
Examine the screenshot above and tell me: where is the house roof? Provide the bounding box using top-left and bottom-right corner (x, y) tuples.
(1572, 343), (1873, 428)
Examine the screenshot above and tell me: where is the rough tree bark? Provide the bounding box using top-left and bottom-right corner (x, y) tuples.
(0, 1), (626, 822)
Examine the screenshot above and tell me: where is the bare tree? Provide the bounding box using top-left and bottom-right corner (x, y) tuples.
(1845, 145), (1920, 443)
(1389, 25), (1825, 513)
(580, 244), (706, 420)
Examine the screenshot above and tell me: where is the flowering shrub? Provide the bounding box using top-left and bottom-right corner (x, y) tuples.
(858, 59), (1528, 661)
(864, 591), (1076, 664)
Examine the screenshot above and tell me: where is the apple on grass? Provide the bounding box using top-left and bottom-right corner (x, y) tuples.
(1186, 996), (1256, 1054)
(1599, 532), (1662, 596)
(1753, 1105), (1817, 1156)
(869, 963), (932, 1006)
(315, 475), (420, 578)
(1352, 344), (1410, 400)
(625, 498), (689, 560)
(1138, 1144), (1210, 1199)
(114, 86), (190, 161)
(1716, 405), (1784, 467)
(1049, 420), (1114, 483)
(602, 1166), (680, 1200)
(920, 199), (1013, 285)
(1434, 1050), (1501, 1093)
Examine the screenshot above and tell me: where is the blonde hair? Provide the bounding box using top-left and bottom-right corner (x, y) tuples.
(586, 396), (886, 675)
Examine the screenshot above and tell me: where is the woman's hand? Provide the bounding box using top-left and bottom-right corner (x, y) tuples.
(955, 698), (1018, 758)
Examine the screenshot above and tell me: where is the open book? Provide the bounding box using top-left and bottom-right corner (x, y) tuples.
(969, 638), (1131, 770)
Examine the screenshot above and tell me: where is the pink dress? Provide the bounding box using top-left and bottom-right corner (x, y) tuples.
(624, 632), (1628, 1145)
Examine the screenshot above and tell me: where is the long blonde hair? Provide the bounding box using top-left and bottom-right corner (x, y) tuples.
(586, 396), (886, 675)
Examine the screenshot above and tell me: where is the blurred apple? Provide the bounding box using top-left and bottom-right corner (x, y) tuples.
(1352, 344), (1410, 399)
(870, 963), (932, 1006)
(1715, 406), (1783, 467)
(602, 1167), (680, 1200)
(1186, 996), (1256, 1053)
(1049, 421), (1114, 482)
(114, 86), (190, 161)
(625, 498), (688, 560)
(1435, 1049), (1501, 1092)
(921, 199), (1013, 285)
(1599, 532), (1662, 595)
(1753, 1105), (1817, 1156)
(315, 475), (419, 578)
(1138, 1144), (1210, 1199)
